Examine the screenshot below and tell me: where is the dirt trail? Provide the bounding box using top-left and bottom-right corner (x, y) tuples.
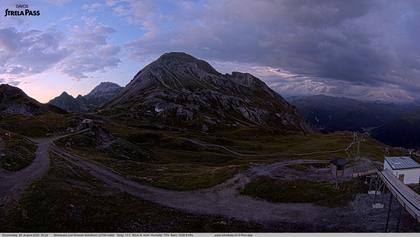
(0, 138), (51, 200)
(183, 137), (355, 158)
(0, 130), (89, 201)
(51, 145), (332, 224)
(1, 127), (329, 224)
(52, 150), (401, 231)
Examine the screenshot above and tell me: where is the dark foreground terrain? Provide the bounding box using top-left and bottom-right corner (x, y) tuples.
(1, 153), (265, 232)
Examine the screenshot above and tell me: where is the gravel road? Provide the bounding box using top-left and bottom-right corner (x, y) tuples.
(51, 146), (332, 225)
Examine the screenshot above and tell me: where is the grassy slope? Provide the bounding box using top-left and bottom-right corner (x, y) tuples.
(0, 129), (37, 171)
(241, 177), (369, 207)
(108, 124), (395, 161)
(0, 112), (79, 137)
(1, 153), (262, 232)
(0, 112), (78, 171)
(56, 132), (244, 190)
(55, 122), (403, 191)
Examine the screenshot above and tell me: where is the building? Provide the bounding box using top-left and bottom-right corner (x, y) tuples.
(78, 119), (93, 130)
(383, 156), (420, 185)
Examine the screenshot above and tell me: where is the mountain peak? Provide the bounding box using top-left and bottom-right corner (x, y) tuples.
(159, 52), (197, 60)
(85, 82), (122, 99)
(105, 53), (310, 132)
(151, 52), (220, 76)
(59, 91), (73, 97)
(49, 82), (122, 112)
(122, 52), (224, 94)
(0, 83), (19, 89)
(97, 81), (121, 87)
(0, 84), (26, 95)
(91, 81), (121, 89)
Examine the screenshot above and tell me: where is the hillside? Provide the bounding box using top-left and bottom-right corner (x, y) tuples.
(103, 52), (310, 132)
(0, 84), (63, 116)
(371, 111), (420, 149)
(288, 95), (417, 132)
(0, 84), (78, 137)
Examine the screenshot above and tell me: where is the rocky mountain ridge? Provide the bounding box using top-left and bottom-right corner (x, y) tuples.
(103, 52), (310, 132)
(49, 82), (122, 112)
(289, 94), (417, 132)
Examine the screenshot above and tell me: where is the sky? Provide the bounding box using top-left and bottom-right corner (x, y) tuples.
(1, 0), (420, 103)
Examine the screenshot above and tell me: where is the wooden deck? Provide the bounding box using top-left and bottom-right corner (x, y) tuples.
(378, 169), (420, 223)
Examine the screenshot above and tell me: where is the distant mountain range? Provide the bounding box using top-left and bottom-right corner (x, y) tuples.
(288, 94), (418, 132)
(102, 52), (310, 132)
(48, 82), (122, 113)
(5, 51), (420, 149)
(370, 111), (420, 149)
(288, 94), (420, 149)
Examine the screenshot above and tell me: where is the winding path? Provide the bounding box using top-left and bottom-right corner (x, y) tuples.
(0, 130), (89, 202)
(0, 130), (364, 227)
(52, 145), (333, 224)
(0, 138), (51, 200)
(182, 136), (358, 158)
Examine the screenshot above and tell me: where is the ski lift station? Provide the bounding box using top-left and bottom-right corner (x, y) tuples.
(383, 156), (420, 185)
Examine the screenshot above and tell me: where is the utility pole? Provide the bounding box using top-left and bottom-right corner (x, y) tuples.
(357, 133), (360, 160)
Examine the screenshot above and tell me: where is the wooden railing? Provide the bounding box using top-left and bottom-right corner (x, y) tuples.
(378, 169), (420, 223)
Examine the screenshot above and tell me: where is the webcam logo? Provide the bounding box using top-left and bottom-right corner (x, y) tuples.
(4, 3), (40, 17)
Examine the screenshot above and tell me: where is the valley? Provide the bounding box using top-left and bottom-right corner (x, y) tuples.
(289, 94), (420, 150)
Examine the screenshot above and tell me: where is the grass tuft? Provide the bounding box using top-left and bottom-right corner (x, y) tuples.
(241, 177), (368, 207)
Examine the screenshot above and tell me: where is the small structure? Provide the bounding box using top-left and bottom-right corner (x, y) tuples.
(383, 156), (420, 185)
(330, 157), (348, 177)
(79, 119), (93, 130)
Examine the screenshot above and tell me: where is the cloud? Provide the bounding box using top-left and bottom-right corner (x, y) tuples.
(0, 17), (121, 81)
(0, 77), (21, 86)
(112, 0), (420, 102)
(57, 17), (121, 79)
(0, 27), (69, 77)
(82, 3), (104, 13)
(2, 0), (419, 102)
(270, 76), (414, 102)
(45, 0), (72, 6)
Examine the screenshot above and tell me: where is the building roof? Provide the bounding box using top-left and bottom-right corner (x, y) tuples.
(384, 156), (420, 170)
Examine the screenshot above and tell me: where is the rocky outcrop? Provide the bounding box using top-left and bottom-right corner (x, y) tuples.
(104, 52), (310, 132)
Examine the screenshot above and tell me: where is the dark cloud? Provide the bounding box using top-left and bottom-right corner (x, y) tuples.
(58, 17), (121, 78)
(0, 27), (69, 76)
(0, 18), (121, 80)
(119, 0), (420, 101)
(282, 0), (373, 28)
